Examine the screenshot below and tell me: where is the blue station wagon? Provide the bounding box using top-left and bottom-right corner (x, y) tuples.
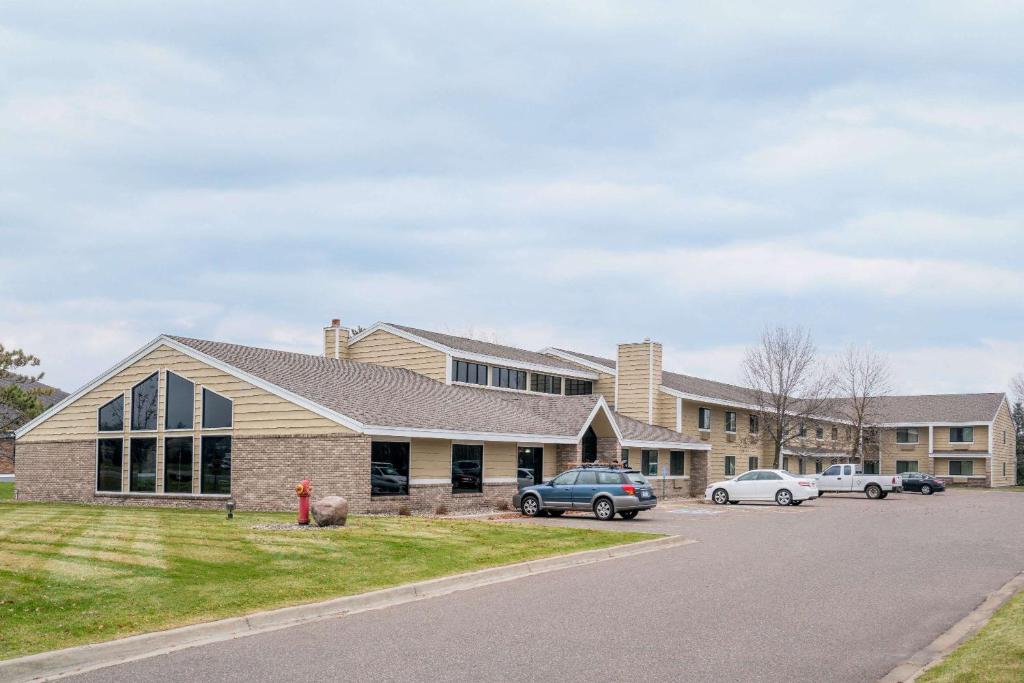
(512, 465), (657, 521)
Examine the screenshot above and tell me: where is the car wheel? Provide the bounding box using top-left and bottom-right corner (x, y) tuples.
(865, 484), (882, 499)
(520, 495), (542, 517)
(712, 488), (729, 505)
(619, 510), (639, 520)
(879, 492), (888, 499)
(593, 498), (615, 521)
(921, 484), (932, 495)
(547, 510), (565, 516)
(775, 489), (793, 506)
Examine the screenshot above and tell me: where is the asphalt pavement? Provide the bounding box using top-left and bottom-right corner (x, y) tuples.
(66, 489), (1024, 682)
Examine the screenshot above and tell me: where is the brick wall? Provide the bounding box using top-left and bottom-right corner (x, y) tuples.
(556, 442), (582, 471)
(0, 437), (13, 475)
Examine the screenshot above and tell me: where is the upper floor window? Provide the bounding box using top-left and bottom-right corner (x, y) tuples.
(202, 388), (233, 429)
(131, 373), (159, 431)
(565, 379), (593, 396)
(815, 426), (824, 440)
(531, 373), (562, 395)
(798, 423), (807, 438)
(749, 414), (759, 434)
(831, 426), (838, 441)
(949, 427), (974, 444)
(896, 428), (919, 444)
(724, 411), (736, 433)
(453, 360), (487, 385)
(492, 366), (526, 391)
(165, 372), (194, 430)
(98, 395), (124, 432)
(698, 407), (711, 431)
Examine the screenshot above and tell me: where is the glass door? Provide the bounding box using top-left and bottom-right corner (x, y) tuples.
(517, 447), (544, 489)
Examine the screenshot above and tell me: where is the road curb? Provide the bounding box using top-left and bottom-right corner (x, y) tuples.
(0, 535), (694, 683)
(879, 570), (1024, 683)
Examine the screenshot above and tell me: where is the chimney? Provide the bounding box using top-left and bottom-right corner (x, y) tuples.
(323, 318), (351, 359)
(615, 339), (663, 425)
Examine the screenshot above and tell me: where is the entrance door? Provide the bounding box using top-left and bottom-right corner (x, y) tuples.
(517, 447), (544, 489)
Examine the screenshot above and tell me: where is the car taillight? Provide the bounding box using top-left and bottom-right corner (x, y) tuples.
(798, 480), (812, 487)
(892, 477), (898, 484)
(622, 485), (636, 495)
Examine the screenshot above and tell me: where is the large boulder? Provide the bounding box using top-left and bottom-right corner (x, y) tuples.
(311, 496), (349, 527)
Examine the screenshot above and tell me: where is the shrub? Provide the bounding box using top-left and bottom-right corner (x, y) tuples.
(495, 500), (510, 511)
(397, 505), (411, 516)
(434, 503), (449, 516)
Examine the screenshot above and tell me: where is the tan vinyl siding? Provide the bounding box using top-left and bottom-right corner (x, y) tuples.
(593, 371), (616, 406)
(933, 457), (988, 479)
(19, 345), (351, 443)
(484, 442), (516, 478)
(933, 424), (988, 452)
(880, 427), (933, 476)
(990, 401), (1015, 486)
(616, 342), (662, 423)
(673, 398), (766, 481)
(410, 438), (451, 479)
(347, 329), (447, 382)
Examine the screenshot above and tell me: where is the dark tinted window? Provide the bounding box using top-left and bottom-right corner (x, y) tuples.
(453, 360), (488, 385)
(949, 460), (973, 476)
(129, 438), (157, 492)
(725, 456), (735, 475)
(725, 412), (736, 432)
(896, 460), (918, 474)
(165, 372), (194, 430)
(371, 441), (409, 496)
(164, 437), (193, 494)
(530, 373), (562, 394)
(641, 450), (658, 476)
(749, 414), (759, 434)
(565, 379), (593, 395)
(950, 427), (974, 443)
(517, 447), (543, 487)
(492, 367), (526, 390)
(201, 436), (232, 494)
(96, 438), (123, 491)
(452, 443), (483, 493)
(698, 407), (711, 430)
(582, 427), (597, 463)
(98, 395), (124, 432)
(670, 451), (684, 476)
(202, 389), (233, 429)
(815, 426), (824, 439)
(748, 456), (758, 471)
(131, 373), (159, 431)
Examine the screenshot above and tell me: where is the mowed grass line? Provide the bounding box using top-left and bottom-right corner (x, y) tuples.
(919, 589), (1024, 683)
(0, 502), (655, 660)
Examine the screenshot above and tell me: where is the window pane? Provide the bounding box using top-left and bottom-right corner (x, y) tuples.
(725, 456), (735, 475)
(165, 372), (194, 430)
(565, 379), (593, 395)
(96, 438), (123, 492)
(371, 441), (410, 496)
(552, 471), (578, 486)
(164, 437), (193, 494)
(202, 389), (233, 429)
(749, 414), (758, 433)
(201, 436), (232, 494)
(748, 456), (758, 471)
(576, 471), (597, 485)
(131, 373), (159, 431)
(641, 450), (658, 476)
(597, 471), (622, 484)
(98, 395), (124, 432)
(517, 447), (543, 488)
(129, 438), (156, 492)
(670, 451), (684, 476)
(452, 444), (483, 493)
(531, 373), (561, 394)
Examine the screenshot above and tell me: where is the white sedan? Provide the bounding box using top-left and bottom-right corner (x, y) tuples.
(705, 469), (818, 506)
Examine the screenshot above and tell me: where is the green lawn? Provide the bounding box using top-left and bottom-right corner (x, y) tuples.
(0, 501), (654, 660)
(0, 483), (12, 501)
(919, 589), (1024, 683)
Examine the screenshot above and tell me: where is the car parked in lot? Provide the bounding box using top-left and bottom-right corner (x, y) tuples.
(815, 463), (901, 499)
(899, 472), (945, 495)
(706, 469), (818, 506)
(513, 465), (657, 520)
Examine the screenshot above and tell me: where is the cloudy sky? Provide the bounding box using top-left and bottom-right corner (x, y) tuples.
(2, 1), (1023, 395)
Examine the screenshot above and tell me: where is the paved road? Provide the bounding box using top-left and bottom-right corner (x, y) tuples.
(70, 490), (1024, 682)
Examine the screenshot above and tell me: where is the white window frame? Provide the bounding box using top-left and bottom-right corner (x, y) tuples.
(896, 427), (919, 445)
(949, 426), (975, 444)
(698, 407), (711, 432)
(162, 434), (195, 495)
(201, 386), (234, 430)
(94, 436), (125, 494)
(198, 434), (234, 497)
(164, 370), (196, 432)
(724, 411), (736, 434)
(129, 372), (160, 432)
(96, 393), (126, 433)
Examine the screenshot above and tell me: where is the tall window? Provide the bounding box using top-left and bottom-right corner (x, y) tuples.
(453, 360), (487, 385)
(620, 448), (630, 466)
(131, 373), (159, 431)
(165, 372), (194, 430)
(896, 460), (918, 474)
(949, 427), (974, 443)
(896, 428), (919, 444)
(582, 427), (597, 463)
(371, 441), (410, 496)
(831, 426), (838, 441)
(798, 459), (806, 474)
(698, 407), (711, 431)
(725, 456), (735, 476)
(201, 436), (232, 494)
(202, 389), (233, 429)
(565, 379), (593, 395)
(641, 450), (658, 477)
(492, 366), (526, 390)
(96, 438), (123, 492)
(452, 443), (483, 493)
(129, 438), (157, 492)
(531, 373), (562, 394)
(98, 395), (124, 432)
(815, 426), (824, 440)
(749, 414), (759, 434)
(164, 437), (193, 494)
(748, 456), (758, 471)
(815, 460), (822, 474)
(949, 460), (974, 476)
(517, 447), (543, 488)
(724, 412), (736, 433)
(798, 423), (807, 438)
(670, 451), (685, 476)
(782, 456), (789, 472)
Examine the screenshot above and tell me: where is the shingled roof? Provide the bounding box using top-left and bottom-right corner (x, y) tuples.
(876, 393), (1005, 424)
(1, 375), (67, 433)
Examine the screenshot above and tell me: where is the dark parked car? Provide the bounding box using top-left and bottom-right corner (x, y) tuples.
(512, 465), (657, 521)
(899, 472), (945, 495)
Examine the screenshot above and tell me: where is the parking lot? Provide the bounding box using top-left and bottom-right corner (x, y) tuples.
(69, 489), (1024, 683)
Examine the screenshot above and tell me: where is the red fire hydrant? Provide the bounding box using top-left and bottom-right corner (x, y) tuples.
(296, 479), (311, 525)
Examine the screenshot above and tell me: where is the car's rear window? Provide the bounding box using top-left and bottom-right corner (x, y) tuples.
(627, 473), (649, 485)
(596, 471), (623, 484)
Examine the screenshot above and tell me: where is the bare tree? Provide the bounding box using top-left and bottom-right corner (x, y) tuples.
(1011, 373), (1024, 404)
(743, 327), (836, 469)
(835, 345), (892, 463)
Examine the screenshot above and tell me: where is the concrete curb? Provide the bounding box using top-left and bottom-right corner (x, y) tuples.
(879, 570), (1024, 683)
(0, 535), (694, 683)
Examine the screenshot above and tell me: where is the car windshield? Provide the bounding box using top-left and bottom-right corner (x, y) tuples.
(627, 472), (649, 485)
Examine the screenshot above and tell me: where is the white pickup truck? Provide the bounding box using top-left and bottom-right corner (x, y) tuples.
(815, 463), (902, 499)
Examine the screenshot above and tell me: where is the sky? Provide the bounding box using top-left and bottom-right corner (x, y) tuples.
(2, 1), (1023, 396)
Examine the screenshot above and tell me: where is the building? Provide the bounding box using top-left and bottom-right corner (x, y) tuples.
(0, 376), (67, 480)
(12, 318), (1016, 512)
